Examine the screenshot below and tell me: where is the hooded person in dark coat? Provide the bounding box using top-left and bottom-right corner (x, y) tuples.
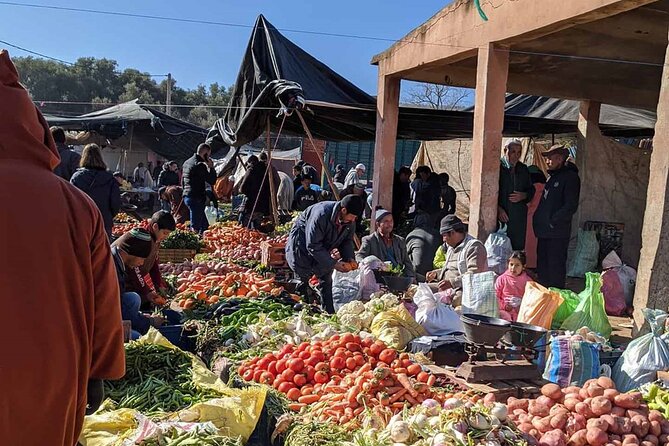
(50, 126), (81, 181)
(182, 144), (217, 233)
(157, 161), (180, 187)
(70, 143), (121, 239)
(405, 212), (441, 280)
(286, 195), (363, 313)
(533, 145), (581, 289)
(498, 140), (535, 250)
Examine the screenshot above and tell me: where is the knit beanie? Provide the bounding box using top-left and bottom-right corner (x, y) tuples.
(114, 228), (153, 258)
(439, 214), (465, 235)
(375, 208), (392, 223)
(340, 195), (364, 216)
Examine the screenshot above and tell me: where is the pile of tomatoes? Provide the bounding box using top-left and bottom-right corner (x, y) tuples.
(238, 333), (438, 410)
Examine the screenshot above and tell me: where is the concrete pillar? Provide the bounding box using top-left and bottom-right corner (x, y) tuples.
(633, 34), (669, 330)
(371, 73), (400, 222)
(469, 44), (509, 241)
(574, 100), (601, 230)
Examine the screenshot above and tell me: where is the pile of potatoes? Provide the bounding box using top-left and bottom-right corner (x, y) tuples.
(505, 377), (669, 446)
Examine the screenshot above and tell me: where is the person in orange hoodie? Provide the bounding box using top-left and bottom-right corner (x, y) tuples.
(0, 50), (126, 445)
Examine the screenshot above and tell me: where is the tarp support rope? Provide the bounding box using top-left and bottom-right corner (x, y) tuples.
(266, 116), (280, 225)
(296, 110), (361, 249)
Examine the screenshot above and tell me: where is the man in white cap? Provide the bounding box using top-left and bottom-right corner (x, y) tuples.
(344, 163), (366, 188)
(356, 208), (415, 279)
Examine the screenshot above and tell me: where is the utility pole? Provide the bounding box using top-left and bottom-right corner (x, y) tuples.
(166, 73), (172, 115)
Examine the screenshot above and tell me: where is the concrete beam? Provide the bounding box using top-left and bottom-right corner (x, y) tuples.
(373, 0), (658, 76)
(633, 32), (669, 330)
(575, 100), (602, 233)
(371, 72), (400, 227)
(469, 43), (509, 241)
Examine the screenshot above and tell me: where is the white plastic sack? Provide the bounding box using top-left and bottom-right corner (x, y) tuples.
(332, 268), (361, 311)
(602, 250), (637, 307)
(461, 271), (499, 317)
(414, 283), (464, 336)
(358, 256), (384, 301)
(485, 224), (513, 275)
(205, 205), (218, 226)
(612, 308), (669, 392)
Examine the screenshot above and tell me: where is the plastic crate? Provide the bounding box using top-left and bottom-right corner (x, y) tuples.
(157, 324), (186, 349)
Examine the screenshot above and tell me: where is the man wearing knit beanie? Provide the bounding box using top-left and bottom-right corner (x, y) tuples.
(356, 208), (415, 281)
(286, 195), (362, 313)
(111, 228), (165, 338)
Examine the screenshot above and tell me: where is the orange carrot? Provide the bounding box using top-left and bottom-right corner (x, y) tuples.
(397, 373), (419, 398)
(298, 394), (321, 404)
(391, 402), (406, 409)
(288, 403), (306, 411)
(404, 393), (418, 405)
(389, 388), (408, 403)
(427, 374), (437, 386)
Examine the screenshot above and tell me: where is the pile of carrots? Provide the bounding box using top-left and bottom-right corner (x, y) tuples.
(238, 333), (450, 424)
(176, 270), (283, 309)
(202, 224), (270, 260)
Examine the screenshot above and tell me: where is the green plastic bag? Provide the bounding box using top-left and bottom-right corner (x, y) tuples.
(560, 272), (612, 339)
(551, 289), (581, 329)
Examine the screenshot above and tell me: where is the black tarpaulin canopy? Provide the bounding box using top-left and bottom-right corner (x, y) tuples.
(207, 14), (655, 162)
(44, 100), (208, 162)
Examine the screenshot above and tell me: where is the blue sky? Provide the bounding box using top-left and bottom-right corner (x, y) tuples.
(0, 0), (449, 96)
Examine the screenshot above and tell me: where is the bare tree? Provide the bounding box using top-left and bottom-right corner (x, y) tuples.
(404, 83), (472, 110)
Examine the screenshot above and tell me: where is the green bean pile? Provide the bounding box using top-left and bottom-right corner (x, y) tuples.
(104, 343), (221, 414)
(140, 429), (243, 446)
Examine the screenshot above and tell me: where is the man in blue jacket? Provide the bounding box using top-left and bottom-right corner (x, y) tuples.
(533, 145), (581, 288)
(286, 195), (363, 313)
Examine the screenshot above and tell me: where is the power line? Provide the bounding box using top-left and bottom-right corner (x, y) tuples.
(0, 38), (73, 65)
(0, 38), (169, 77)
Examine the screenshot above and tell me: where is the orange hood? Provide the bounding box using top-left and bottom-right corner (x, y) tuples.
(0, 50), (59, 170)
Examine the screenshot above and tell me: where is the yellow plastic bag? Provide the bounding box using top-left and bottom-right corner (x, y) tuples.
(371, 304), (427, 349)
(79, 409), (141, 446)
(517, 281), (564, 330)
(80, 329), (266, 445)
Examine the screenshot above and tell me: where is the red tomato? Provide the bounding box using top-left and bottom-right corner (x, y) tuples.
(268, 361), (278, 375)
(311, 350), (325, 362)
(306, 356), (320, 367)
(354, 355), (365, 367)
(297, 342), (309, 352)
(345, 357), (357, 370)
(361, 337), (373, 348)
(276, 359), (287, 374)
(314, 371), (329, 384)
(248, 357), (260, 365)
(281, 368), (296, 382)
(417, 371), (429, 383)
(286, 388), (301, 401)
(298, 350), (311, 360)
(369, 341), (385, 357)
(407, 363), (422, 376)
(253, 370), (264, 382)
(345, 342), (361, 352)
(330, 356), (345, 370)
(288, 358), (305, 372)
(293, 374), (307, 387)
(259, 371), (274, 384)
(368, 357), (378, 367)
(362, 347), (372, 357)
(315, 362), (329, 373)
(330, 334), (341, 342)
(242, 369), (254, 381)
(305, 366), (316, 382)
(265, 353), (277, 362)
(257, 358), (270, 370)
(278, 381), (294, 393)
(399, 352), (410, 361)
(378, 349), (397, 364)
(341, 333), (355, 344)
(273, 377), (284, 389)
(401, 359), (413, 369)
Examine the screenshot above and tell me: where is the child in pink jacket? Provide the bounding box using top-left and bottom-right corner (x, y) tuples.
(495, 251), (531, 321)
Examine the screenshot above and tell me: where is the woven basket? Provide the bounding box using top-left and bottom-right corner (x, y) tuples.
(159, 248), (197, 264)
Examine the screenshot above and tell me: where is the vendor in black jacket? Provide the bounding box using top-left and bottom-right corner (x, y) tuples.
(182, 144), (217, 233)
(533, 145), (581, 288)
(286, 195), (363, 313)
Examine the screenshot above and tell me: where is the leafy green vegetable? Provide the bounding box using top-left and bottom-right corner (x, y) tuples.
(160, 229), (203, 250)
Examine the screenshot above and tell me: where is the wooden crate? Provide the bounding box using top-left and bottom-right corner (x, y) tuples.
(261, 241), (287, 268)
(159, 248), (197, 263)
(444, 369), (547, 402)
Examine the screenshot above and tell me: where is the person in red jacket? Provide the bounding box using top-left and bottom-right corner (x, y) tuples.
(0, 49), (125, 446)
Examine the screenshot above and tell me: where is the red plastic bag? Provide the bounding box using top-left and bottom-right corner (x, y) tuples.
(601, 269), (627, 316)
